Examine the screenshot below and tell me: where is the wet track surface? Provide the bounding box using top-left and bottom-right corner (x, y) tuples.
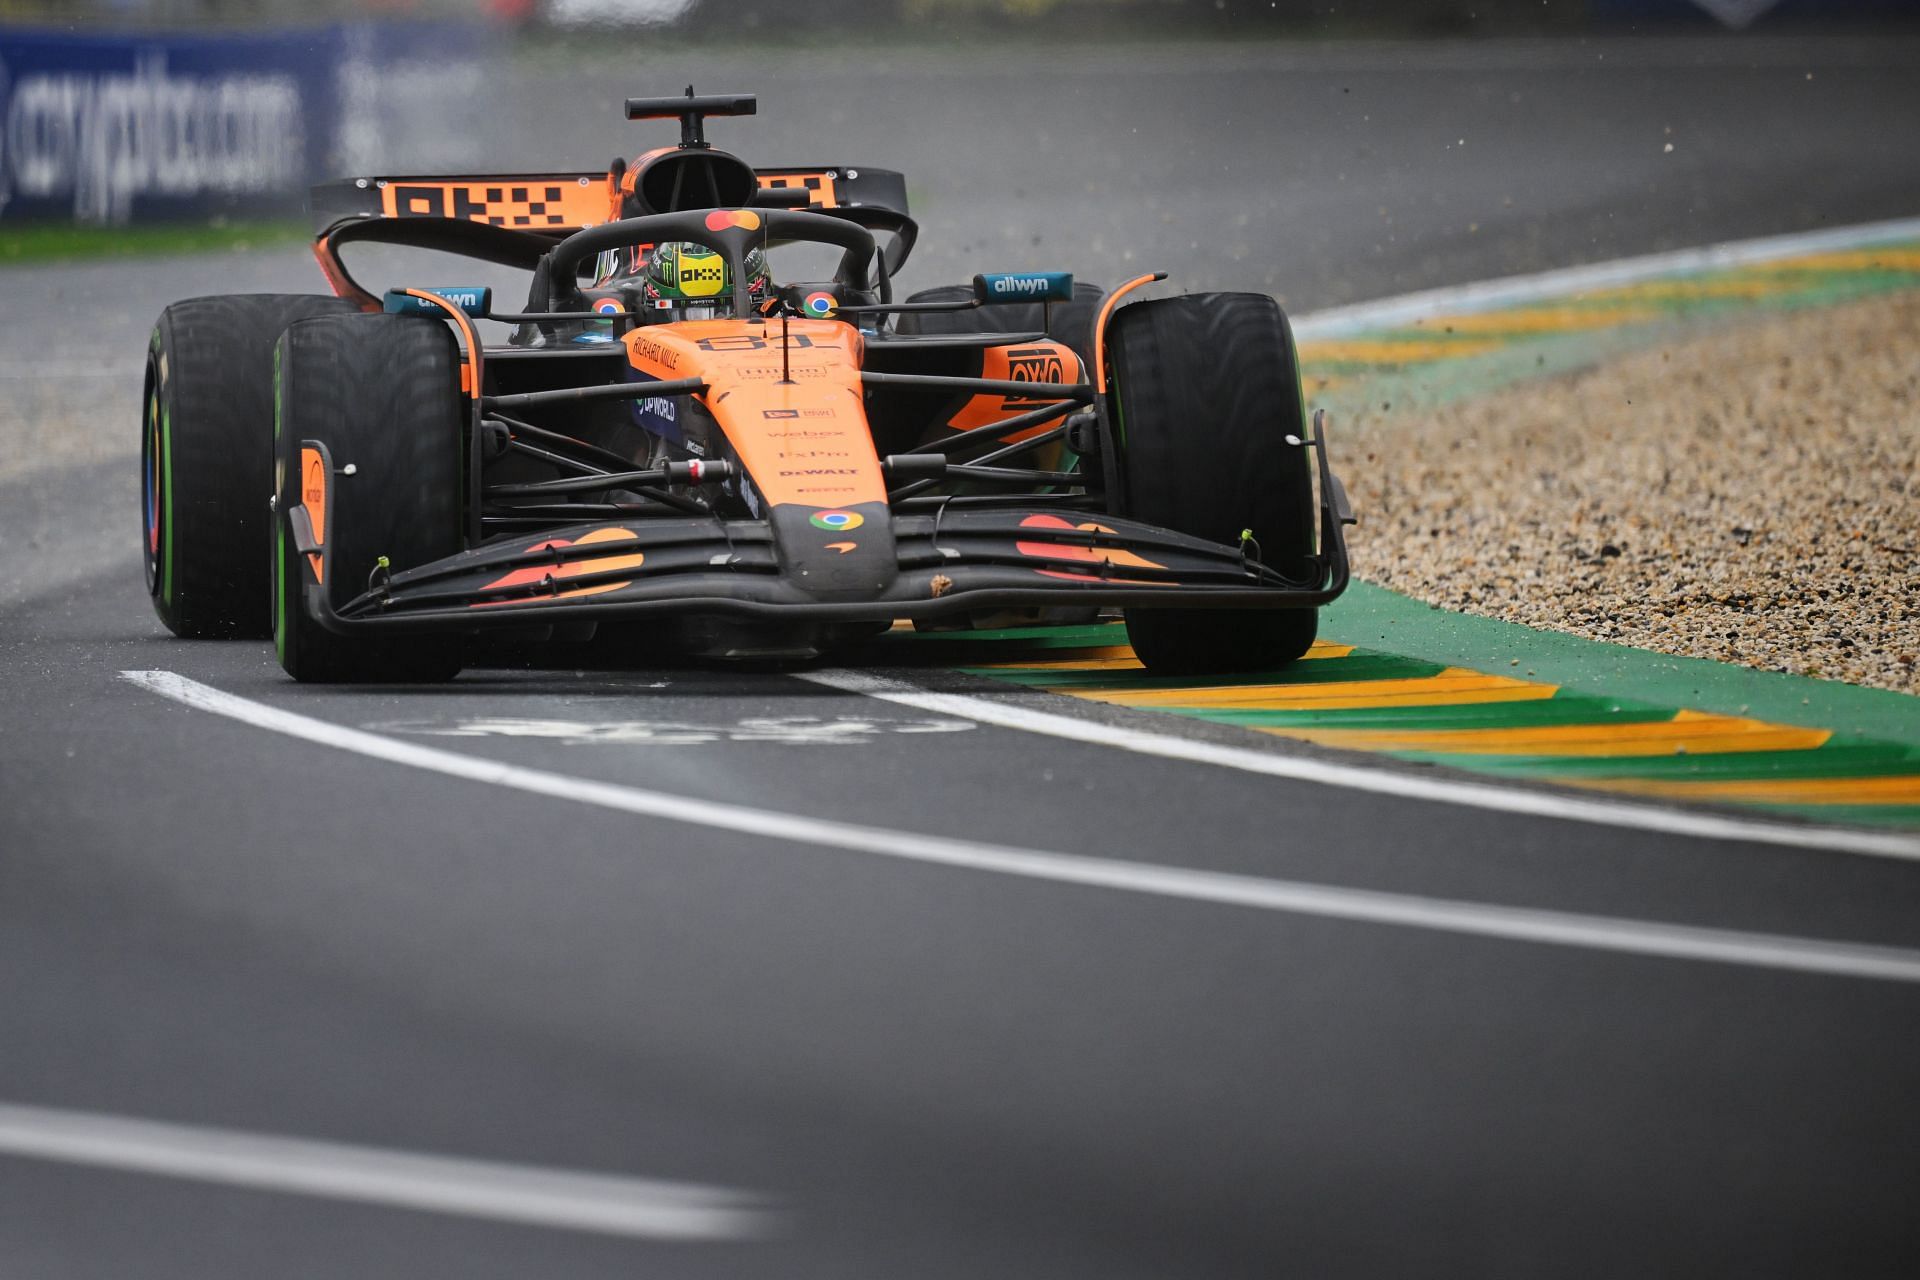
(5, 38), (1920, 1277)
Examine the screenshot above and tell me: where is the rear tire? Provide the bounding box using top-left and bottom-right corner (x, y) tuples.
(273, 313), (466, 683)
(143, 294), (361, 637)
(1107, 292), (1318, 675)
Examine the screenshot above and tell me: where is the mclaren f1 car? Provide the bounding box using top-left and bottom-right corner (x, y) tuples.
(141, 90), (1352, 682)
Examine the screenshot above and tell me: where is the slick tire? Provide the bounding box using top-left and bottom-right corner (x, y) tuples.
(143, 294), (362, 637)
(892, 281), (1105, 368)
(273, 313), (466, 684)
(1107, 292), (1318, 675)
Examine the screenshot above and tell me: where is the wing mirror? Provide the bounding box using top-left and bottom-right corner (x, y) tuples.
(972, 272), (1074, 305)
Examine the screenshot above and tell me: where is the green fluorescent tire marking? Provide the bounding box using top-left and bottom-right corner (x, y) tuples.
(273, 345), (285, 665)
(161, 400), (175, 606)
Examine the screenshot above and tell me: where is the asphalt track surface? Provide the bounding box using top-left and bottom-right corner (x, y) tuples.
(5, 38), (1920, 1278)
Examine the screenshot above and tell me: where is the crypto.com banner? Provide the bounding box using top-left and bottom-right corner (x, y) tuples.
(0, 23), (481, 225)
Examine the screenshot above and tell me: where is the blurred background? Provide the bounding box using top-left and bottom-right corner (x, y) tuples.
(1, 0), (1913, 232)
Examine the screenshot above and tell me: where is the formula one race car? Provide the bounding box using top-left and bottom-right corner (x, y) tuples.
(141, 90), (1351, 682)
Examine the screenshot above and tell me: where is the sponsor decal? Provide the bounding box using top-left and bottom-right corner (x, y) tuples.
(302, 457), (325, 510)
(802, 290), (837, 318)
(388, 181), (577, 229)
(678, 260), (726, 298)
(1008, 345), (1067, 386)
(756, 171), (840, 209)
(734, 364), (830, 379)
(629, 334), (680, 369)
(2, 52), (299, 223)
(763, 408), (800, 419)
(808, 510), (864, 531)
(704, 208), (762, 232)
(593, 297), (625, 315)
(825, 541), (857, 554)
(636, 396), (677, 422)
(974, 272), (1075, 302)
(779, 468), (860, 477)
(299, 446), (327, 586)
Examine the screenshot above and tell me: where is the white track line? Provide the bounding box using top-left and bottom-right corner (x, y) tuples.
(0, 1100), (771, 1242)
(121, 670), (1920, 983)
(803, 670), (1920, 863)
(1294, 214), (1920, 338)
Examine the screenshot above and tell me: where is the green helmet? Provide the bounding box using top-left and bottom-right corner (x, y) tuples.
(640, 242), (771, 320)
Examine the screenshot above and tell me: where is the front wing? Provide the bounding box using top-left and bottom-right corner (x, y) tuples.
(296, 505), (1351, 635)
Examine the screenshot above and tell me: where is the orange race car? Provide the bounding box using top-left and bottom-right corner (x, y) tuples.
(140, 90), (1351, 683)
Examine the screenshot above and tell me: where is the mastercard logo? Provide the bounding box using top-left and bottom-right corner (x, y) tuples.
(704, 209), (763, 232)
(808, 510), (863, 531)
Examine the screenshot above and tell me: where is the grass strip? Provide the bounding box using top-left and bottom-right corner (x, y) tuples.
(0, 219), (307, 266)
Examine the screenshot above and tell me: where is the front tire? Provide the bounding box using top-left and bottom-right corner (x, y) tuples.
(1107, 292), (1319, 675)
(143, 294), (361, 637)
(273, 313), (467, 683)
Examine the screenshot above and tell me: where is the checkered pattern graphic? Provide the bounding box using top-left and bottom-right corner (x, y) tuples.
(757, 172), (839, 209)
(383, 182), (596, 228)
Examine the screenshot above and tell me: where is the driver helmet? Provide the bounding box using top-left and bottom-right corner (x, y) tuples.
(638, 241), (772, 321)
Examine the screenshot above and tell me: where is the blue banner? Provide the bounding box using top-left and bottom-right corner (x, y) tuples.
(0, 22), (485, 225)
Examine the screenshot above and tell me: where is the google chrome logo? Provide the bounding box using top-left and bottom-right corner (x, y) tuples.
(809, 510), (863, 531)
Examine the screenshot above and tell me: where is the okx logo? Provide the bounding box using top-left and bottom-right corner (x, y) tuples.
(1008, 346), (1067, 385)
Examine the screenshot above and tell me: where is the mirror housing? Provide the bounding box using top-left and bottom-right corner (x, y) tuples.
(383, 286), (492, 319)
(973, 272), (1074, 305)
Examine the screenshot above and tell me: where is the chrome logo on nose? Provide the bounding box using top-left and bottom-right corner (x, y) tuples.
(809, 510), (863, 531)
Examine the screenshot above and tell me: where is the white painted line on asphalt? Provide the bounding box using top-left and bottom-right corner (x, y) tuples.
(0, 1100), (772, 1242)
(803, 669), (1920, 863)
(1294, 214), (1920, 338)
(122, 669), (1920, 983)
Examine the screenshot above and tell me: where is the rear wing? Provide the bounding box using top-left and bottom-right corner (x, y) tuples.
(310, 165), (913, 308)
(311, 166), (909, 233)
